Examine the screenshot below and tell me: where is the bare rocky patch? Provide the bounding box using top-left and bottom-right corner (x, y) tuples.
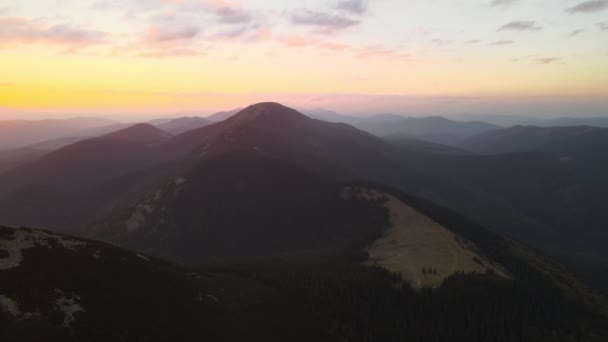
(0, 294), (20, 317)
(0, 228), (87, 271)
(55, 293), (85, 328)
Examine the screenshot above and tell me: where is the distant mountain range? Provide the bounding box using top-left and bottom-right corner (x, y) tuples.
(0, 118), (118, 150)
(1, 103), (608, 294)
(1, 103), (608, 341)
(306, 110), (502, 144)
(461, 125), (608, 185)
(462, 125), (608, 155)
(523, 117), (608, 128)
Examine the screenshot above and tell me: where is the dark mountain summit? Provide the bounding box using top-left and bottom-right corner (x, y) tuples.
(228, 102), (310, 124)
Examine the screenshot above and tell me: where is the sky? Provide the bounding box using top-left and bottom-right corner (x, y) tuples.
(0, 0), (607, 119)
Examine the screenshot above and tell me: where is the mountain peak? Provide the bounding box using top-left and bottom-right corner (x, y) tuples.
(99, 123), (172, 143)
(229, 102), (310, 125)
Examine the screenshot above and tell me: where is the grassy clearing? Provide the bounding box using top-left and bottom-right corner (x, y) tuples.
(365, 192), (507, 287)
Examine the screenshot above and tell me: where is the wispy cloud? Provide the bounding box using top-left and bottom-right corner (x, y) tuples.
(211, 24), (272, 42)
(599, 22), (608, 30)
(488, 40), (514, 45)
(0, 82), (12, 87)
(335, 0), (368, 15)
(566, 29), (585, 37)
(536, 57), (561, 64)
(0, 16), (107, 48)
(290, 9), (359, 33)
(489, 0), (518, 7)
(512, 55), (563, 65)
(498, 21), (542, 31)
(566, 1), (608, 13)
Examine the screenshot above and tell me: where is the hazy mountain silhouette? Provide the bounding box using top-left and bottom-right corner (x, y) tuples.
(303, 110), (501, 144)
(462, 125), (608, 155)
(0, 124), (177, 231)
(155, 117), (213, 135)
(0, 148), (48, 175)
(206, 107), (244, 122)
(384, 133), (472, 155)
(524, 117), (608, 128)
(0, 118), (119, 150)
(356, 115), (501, 144)
(462, 125), (608, 185)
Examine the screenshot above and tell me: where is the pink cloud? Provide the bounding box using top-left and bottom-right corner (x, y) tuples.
(290, 9), (360, 33)
(0, 16), (107, 47)
(144, 25), (199, 43)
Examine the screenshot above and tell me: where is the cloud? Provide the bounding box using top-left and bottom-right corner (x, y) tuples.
(566, 1), (608, 13)
(335, 0), (368, 15)
(488, 40), (514, 45)
(498, 21), (542, 31)
(566, 29), (585, 37)
(290, 9), (359, 32)
(465, 39), (481, 44)
(512, 55), (563, 65)
(536, 57), (561, 64)
(0, 82), (12, 87)
(599, 22), (608, 30)
(211, 24), (272, 42)
(215, 6), (252, 24)
(489, 0), (517, 7)
(0, 16), (107, 47)
(144, 25), (199, 43)
(207, 3), (272, 41)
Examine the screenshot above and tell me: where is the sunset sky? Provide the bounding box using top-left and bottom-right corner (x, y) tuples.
(0, 0), (607, 119)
